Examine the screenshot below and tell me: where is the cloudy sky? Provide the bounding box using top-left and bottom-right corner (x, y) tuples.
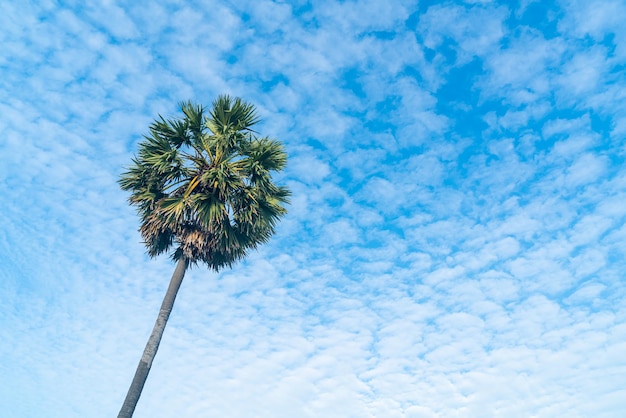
(1, 0), (625, 417)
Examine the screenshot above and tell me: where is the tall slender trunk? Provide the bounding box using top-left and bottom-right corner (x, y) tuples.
(118, 256), (189, 418)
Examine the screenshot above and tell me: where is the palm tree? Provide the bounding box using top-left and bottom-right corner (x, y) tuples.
(117, 95), (290, 418)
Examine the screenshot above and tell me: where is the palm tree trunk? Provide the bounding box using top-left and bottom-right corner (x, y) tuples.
(118, 256), (189, 418)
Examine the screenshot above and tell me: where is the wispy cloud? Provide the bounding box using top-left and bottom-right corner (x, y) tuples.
(1, 0), (625, 417)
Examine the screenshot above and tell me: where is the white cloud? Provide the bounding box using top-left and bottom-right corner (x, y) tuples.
(558, 0), (626, 58)
(479, 29), (564, 103)
(1, 0), (625, 417)
(288, 152), (332, 184)
(418, 3), (508, 64)
(555, 47), (610, 105)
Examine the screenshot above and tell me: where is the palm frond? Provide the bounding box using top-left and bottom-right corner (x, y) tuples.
(207, 95), (257, 129)
(179, 101), (205, 150)
(245, 137), (288, 171)
(149, 115), (190, 148)
(120, 95), (290, 271)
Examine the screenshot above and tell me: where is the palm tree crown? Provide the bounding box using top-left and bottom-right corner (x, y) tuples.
(119, 95), (290, 270)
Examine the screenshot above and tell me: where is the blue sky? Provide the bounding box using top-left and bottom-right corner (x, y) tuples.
(1, 0), (625, 416)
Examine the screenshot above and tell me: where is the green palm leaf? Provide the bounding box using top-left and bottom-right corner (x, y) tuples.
(119, 95), (290, 271)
